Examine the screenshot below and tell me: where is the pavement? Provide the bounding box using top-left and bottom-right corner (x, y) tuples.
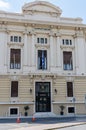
(10, 121), (86, 130)
(0, 116), (86, 130)
(6, 116), (86, 130)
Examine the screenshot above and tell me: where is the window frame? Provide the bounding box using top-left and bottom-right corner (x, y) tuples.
(10, 48), (21, 69)
(37, 50), (47, 70)
(10, 36), (22, 43)
(9, 107), (19, 116)
(11, 81), (18, 98)
(67, 82), (73, 97)
(37, 37), (47, 44)
(63, 51), (73, 71)
(67, 106), (75, 114)
(62, 39), (72, 45)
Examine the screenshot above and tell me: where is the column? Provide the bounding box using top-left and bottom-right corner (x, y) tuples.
(56, 33), (61, 72)
(31, 32), (36, 71)
(23, 31), (28, 66)
(23, 31), (29, 73)
(74, 34), (79, 74)
(74, 30), (85, 74)
(49, 32), (54, 71)
(4, 29), (8, 72)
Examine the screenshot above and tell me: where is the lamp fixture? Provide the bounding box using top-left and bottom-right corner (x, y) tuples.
(30, 88), (32, 93)
(55, 89), (57, 94)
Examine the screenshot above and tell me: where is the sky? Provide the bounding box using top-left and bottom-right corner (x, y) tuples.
(0, 0), (86, 24)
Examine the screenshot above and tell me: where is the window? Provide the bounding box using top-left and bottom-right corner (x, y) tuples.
(10, 108), (18, 115)
(38, 50), (47, 70)
(37, 38), (47, 44)
(19, 36), (21, 42)
(68, 107), (75, 113)
(63, 51), (73, 70)
(41, 38), (44, 43)
(67, 82), (73, 97)
(10, 49), (21, 69)
(10, 36), (21, 42)
(11, 81), (18, 97)
(14, 36), (18, 42)
(62, 39), (72, 45)
(45, 38), (47, 44)
(10, 36), (13, 42)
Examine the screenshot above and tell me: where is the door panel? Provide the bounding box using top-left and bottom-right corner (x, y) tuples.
(35, 82), (51, 112)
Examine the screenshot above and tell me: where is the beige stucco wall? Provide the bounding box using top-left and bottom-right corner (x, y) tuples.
(53, 77), (66, 102)
(74, 77), (86, 102)
(0, 78), (10, 102)
(19, 77), (34, 102)
(0, 104), (33, 117)
(0, 76), (86, 116)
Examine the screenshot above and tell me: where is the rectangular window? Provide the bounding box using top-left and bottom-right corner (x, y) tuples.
(14, 36), (18, 42)
(63, 51), (73, 70)
(70, 40), (72, 45)
(10, 108), (18, 115)
(11, 81), (18, 97)
(10, 49), (21, 69)
(38, 50), (47, 70)
(68, 107), (75, 113)
(37, 38), (47, 44)
(10, 36), (21, 42)
(19, 36), (21, 42)
(45, 38), (47, 44)
(62, 39), (72, 45)
(62, 39), (64, 45)
(37, 38), (39, 43)
(66, 39), (69, 45)
(67, 82), (73, 97)
(41, 38), (44, 44)
(10, 36), (13, 42)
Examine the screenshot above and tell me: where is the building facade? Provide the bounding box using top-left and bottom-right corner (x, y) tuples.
(0, 0), (86, 117)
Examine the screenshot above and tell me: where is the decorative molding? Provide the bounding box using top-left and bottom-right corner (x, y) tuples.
(10, 75), (19, 81)
(65, 76), (74, 82)
(0, 102), (34, 105)
(55, 32), (61, 37)
(7, 42), (24, 47)
(49, 31), (55, 36)
(41, 75), (46, 80)
(35, 43), (50, 49)
(60, 45), (75, 50)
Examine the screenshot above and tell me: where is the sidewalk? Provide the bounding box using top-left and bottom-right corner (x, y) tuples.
(11, 121), (86, 130)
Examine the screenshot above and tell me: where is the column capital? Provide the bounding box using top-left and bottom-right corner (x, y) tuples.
(49, 31), (55, 36)
(23, 30), (29, 35)
(30, 30), (36, 35)
(73, 32), (84, 38)
(55, 32), (61, 37)
(5, 28), (10, 34)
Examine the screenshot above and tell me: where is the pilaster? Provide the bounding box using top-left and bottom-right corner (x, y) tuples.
(74, 28), (85, 74)
(23, 27), (29, 73)
(30, 31), (36, 71)
(56, 31), (62, 73)
(49, 31), (55, 71)
(4, 28), (9, 73)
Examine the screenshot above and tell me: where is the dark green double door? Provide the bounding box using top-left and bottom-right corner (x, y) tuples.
(35, 82), (51, 112)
